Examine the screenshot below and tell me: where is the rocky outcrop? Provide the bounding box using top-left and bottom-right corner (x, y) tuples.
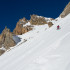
(13, 24), (33, 35)
(48, 22), (53, 27)
(13, 17), (33, 35)
(13, 17), (28, 35)
(60, 2), (70, 18)
(0, 50), (5, 56)
(30, 15), (47, 25)
(13, 15), (54, 35)
(0, 27), (16, 50)
(19, 17), (28, 24)
(22, 26), (33, 34)
(13, 22), (23, 35)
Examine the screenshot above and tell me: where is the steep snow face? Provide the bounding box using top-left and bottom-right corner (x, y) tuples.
(0, 14), (70, 70)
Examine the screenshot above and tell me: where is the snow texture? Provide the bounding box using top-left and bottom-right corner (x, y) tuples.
(0, 14), (70, 70)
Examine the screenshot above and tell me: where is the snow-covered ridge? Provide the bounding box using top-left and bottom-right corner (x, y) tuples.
(0, 14), (70, 70)
(33, 15), (53, 22)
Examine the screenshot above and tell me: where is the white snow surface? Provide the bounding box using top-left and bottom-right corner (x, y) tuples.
(0, 14), (70, 70)
(23, 22), (31, 27)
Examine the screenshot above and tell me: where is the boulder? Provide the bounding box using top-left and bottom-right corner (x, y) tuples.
(48, 22), (53, 27)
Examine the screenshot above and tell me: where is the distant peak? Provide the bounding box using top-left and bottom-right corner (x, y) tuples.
(60, 2), (70, 18)
(1, 26), (11, 35)
(5, 26), (8, 30)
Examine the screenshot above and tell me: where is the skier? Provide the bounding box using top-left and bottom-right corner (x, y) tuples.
(57, 25), (60, 30)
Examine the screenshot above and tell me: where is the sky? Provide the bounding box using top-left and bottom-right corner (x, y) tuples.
(0, 0), (70, 33)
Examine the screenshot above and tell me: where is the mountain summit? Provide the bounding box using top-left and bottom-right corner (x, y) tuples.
(60, 2), (70, 18)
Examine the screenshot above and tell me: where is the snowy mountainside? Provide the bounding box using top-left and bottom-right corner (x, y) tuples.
(0, 14), (70, 70)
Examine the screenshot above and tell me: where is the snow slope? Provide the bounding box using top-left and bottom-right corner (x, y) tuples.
(0, 14), (70, 70)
